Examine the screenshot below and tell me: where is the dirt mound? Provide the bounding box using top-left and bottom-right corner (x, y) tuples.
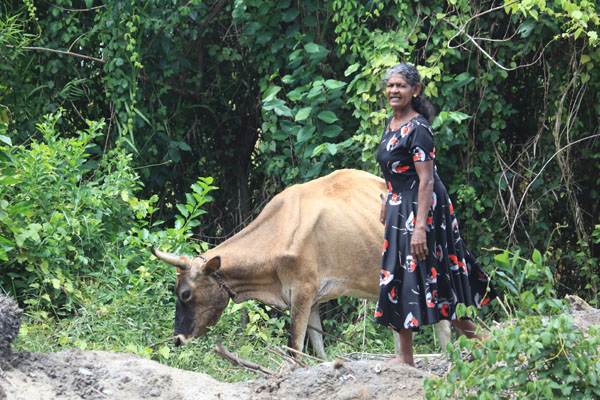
(1, 349), (252, 400)
(0, 349), (446, 400)
(252, 358), (440, 400)
(0, 295), (22, 366)
(0, 304), (598, 400)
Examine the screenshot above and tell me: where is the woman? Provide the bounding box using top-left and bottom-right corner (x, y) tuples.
(374, 63), (497, 366)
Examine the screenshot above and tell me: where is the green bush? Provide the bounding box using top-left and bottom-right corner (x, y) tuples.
(424, 316), (600, 399)
(425, 249), (599, 399)
(0, 111), (150, 314)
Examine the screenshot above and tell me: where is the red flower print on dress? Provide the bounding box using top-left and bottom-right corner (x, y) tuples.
(389, 192), (402, 206)
(391, 160), (409, 173)
(380, 269), (393, 286)
(388, 287), (398, 304)
(400, 123), (413, 138)
(404, 312), (419, 329)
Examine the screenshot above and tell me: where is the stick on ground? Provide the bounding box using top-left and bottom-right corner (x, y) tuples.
(213, 340), (276, 376)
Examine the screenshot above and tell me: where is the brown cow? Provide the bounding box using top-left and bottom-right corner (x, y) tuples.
(152, 169), (451, 358)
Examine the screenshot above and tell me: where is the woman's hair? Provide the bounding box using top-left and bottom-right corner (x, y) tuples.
(384, 63), (436, 124)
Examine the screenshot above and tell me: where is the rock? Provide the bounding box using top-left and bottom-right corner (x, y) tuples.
(565, 294), (596, 311)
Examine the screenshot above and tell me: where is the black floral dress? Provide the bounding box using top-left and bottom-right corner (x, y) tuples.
(374, 115), (497, 331)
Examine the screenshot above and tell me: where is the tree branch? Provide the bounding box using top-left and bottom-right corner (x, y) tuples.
(5, 44), (106, 64)
(213, 339), (276, 376)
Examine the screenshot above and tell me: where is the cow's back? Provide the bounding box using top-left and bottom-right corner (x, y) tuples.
(271, 169), (386, 303)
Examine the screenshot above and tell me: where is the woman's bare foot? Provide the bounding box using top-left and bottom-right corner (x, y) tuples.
(390, 354), (415, 367)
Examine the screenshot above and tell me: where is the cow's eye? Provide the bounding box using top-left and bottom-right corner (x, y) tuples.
(181, 290), (191, 302)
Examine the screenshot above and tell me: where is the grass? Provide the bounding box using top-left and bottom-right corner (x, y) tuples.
(13, 265), (444, 383)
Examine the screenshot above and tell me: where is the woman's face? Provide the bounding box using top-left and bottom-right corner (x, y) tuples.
(385, 73), (421, 111)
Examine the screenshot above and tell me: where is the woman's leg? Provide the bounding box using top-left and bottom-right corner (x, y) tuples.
(391, 328), (415, 366)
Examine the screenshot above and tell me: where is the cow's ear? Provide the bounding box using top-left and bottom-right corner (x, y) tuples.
(202, 256), (221, 275)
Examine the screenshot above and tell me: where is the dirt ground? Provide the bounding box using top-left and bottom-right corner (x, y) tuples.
(1, 308), (599, 400)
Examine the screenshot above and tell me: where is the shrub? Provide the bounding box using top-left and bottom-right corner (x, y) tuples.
(0, 111), (149, 314)
(424, 316), (600, 399)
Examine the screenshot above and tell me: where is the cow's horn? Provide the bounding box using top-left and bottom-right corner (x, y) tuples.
(151, 248), (191, 270)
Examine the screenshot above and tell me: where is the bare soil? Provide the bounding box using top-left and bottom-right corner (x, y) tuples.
(1, 308), (598, 400)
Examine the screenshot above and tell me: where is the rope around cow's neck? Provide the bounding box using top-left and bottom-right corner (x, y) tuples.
(193, 254), (237, 299)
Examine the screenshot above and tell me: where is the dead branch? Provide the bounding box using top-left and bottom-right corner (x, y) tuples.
(213, 339), (276, 376)
(267, 346), (306, 368)
(5, 44), (106, 64)
(442, 1), (554, 72)
(282, 345), (325, 363)
(147, 336), (174, 349)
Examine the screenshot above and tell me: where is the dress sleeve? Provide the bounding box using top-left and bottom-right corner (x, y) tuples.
(409, 121), (435, 163)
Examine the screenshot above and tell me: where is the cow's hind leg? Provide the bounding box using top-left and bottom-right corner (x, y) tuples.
(307, 306), (327, 360)
(434, 320), (452, 352)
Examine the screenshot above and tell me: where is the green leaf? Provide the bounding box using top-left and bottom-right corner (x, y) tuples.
(158, 345), (170, 359)
(295, 107), (312, 121)
(326, 143), (337, 155)
(0, 175), (20, 185)
(322, 125), (343, 138)
(0, 134), (11, 146)
(317, 110), (338, 124)
(282, 8), (299, 22)
(176, 204), (189, 218)
(323, 79), (346, 90)
(297, 126), (315, 143)
(273, 103), (292, 117)
(344, 63), (360, 76)
(304, 42), (320, 53)
(532, 249), (542, 266)
(494, 251), (510, 268)
(263, 86), (282, 102)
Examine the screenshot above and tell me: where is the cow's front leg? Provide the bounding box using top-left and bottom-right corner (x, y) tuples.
(288, 284), (317, 354)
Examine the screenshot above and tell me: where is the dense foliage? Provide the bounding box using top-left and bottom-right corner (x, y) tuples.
(1, 0), (599, 395)
(2, 0), (598, 297)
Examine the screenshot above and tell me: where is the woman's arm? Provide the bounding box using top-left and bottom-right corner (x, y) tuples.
(412, 160), (434, 261)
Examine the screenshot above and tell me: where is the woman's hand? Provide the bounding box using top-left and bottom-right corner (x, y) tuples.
(379, 195), (386, 225)
(411, 227), (428, 261)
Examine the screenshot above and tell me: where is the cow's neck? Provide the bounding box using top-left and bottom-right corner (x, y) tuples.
(205, 228), (287, 309)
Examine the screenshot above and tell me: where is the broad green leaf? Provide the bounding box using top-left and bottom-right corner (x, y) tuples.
(159, 345), (170, 359)
(273, 103), (292, 117)
(322, 125), (343, 138)
(323, 79), (346, 90)
(295, 107), (312, 121)
(297, 125), (315, 143)
(532, 249), (542, 266)
(0, 176), (19, 185)
(494, 251), (509, 268)
(262, 86), (282, 102)
(176, 204), (189, 218)
(326, 143), (337, 155)
(304, 42), (320, 53)
(311, 143), (327, 157)
(0, 134), (11, 146)
(344, 63), (360, 76)
(317, 110), (338, 124)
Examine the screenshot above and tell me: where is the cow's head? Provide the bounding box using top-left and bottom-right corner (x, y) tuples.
(151, 248), (231, 346)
